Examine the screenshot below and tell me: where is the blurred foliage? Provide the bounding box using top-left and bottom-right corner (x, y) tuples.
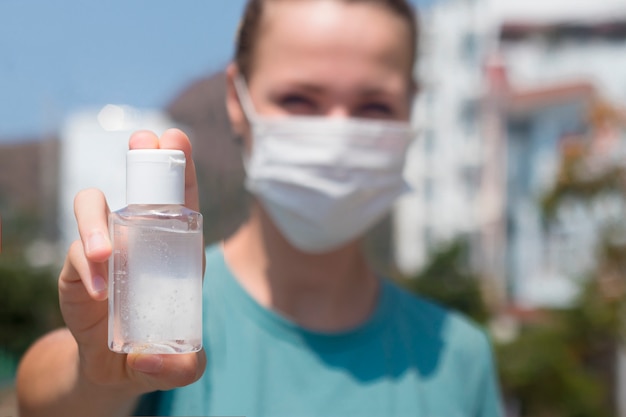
(398, 239), (489, 323)
(496, 279), (618, 417)
(541, 143), (626, 220)
(0, 258), (63, 358)
(501, 144), (626, 417)
(0, 208), (63, 363)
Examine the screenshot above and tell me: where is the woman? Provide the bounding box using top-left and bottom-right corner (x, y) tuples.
(17, 0), (503, 416)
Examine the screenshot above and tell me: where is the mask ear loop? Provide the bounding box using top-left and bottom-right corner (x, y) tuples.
(233, 76), (259, 123)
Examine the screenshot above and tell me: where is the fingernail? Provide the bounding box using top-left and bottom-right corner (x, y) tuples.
(92, 275), (107, 295)
(131, 355), (163, 374)
(86, 231), (107, 254)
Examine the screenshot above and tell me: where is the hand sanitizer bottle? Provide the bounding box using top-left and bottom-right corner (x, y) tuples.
(108, 149), (203, 354)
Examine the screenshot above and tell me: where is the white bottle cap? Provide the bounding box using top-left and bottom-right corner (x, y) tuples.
(126, 149), (186, 205)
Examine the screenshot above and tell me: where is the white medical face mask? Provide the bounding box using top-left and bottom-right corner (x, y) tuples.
(235, 77), (416, 253)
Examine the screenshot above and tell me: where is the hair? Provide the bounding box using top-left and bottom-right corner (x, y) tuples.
(234, 0), (419, 81)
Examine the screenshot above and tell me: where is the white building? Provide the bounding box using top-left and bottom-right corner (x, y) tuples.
(396, 0), (491, 274)
(394, 4), (626, 413)
(59, 105), (174, 251)
(395, 0), (626, 307)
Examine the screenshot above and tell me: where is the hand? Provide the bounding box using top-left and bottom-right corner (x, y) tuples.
(59, 129), (206, 394)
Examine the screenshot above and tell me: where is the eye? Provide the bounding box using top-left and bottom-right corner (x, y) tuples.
(356, 102), (395, 119)
(278, 93), (318, 115)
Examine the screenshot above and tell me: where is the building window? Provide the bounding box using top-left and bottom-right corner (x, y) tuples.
(423, 177), (435, 202)
(423, 129), (436, 155)
(424, 226), (434, 253)
(460, 32), (478, 65)
(507, 118), (531, 140)
(460, 100), (478, 137)
(460, 166), (482, 200)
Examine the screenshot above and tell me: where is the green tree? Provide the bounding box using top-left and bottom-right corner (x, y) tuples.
(398, 239), (489, 324)
(496, 279), (616, 417)
(0, 259), (62, 357)
(0, 208), (63, 383)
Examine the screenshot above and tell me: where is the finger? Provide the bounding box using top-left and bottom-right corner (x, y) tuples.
(60, 240), (108, 303)
(128, 130), (160, 150)
(74, 188), (112, 264)
(158, 128), (201, 212)
(127, 349), (207, 391)
(157, 128), (205, 272)
(59, 244), (109, 352)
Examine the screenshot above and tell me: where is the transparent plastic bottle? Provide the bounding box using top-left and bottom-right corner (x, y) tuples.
(108, 149), (203, 354)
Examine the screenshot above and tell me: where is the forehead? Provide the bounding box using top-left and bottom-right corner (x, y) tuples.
(250, 0), (413, 91)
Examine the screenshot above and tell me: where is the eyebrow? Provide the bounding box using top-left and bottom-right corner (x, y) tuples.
(282, 82), (326, 95)
(281, 82), (396, 98)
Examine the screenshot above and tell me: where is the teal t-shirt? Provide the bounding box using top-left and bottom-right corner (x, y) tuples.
(139, 245), (503, 417)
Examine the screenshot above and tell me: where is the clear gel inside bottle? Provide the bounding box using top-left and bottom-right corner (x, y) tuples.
(108, 149), (203, 354)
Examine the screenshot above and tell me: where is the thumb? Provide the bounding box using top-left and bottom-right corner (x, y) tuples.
(127, 349), (206, 391)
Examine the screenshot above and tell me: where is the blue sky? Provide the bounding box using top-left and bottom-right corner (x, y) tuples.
(0, 0), (432, 141)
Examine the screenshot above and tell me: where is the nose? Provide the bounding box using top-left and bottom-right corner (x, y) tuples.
(327, 106), (351, 119)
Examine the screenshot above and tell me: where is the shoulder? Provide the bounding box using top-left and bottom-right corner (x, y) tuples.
(205, 243), (223, 266)
(202, 244), (230, 289)
(383, 279), (493, 358)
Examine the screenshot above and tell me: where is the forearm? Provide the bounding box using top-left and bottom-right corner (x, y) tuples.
(16, 328), (139, 417)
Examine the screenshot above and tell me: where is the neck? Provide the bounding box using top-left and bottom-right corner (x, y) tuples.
(223, 202), (379, 332)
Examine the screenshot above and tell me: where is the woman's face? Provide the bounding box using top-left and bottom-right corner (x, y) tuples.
(228, 0), (415, 134)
